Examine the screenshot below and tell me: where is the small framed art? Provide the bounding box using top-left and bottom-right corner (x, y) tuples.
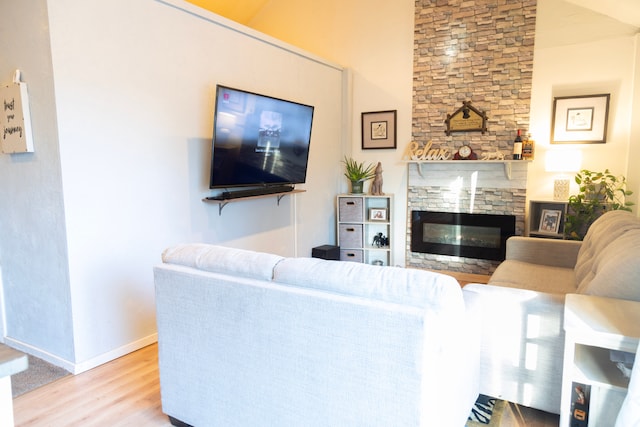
(539, 209), (562, 234)
(362, 110), (397, 149)
(369, 208), (388, 221)
(551, 94), (610, 144)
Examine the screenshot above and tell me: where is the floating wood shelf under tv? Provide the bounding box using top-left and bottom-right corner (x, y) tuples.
(203, 189), (306, 215)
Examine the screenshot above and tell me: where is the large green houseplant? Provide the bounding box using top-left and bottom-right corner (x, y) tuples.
(564, 169), (634, 240)
(342, 156), (376, 194)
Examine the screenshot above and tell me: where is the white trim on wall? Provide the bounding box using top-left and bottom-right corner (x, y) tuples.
(5, 333), (158, 374)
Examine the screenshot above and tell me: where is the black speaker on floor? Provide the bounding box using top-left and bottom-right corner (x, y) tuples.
(311, 245), (340, 260)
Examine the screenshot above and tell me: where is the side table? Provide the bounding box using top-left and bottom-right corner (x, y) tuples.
(560, 294), (640, 426)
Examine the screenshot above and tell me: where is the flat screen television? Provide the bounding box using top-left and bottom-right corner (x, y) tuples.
(209, 85), (314, 195)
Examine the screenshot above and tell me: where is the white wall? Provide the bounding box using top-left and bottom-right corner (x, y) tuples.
(1, 0), (344, 371)
(627, 34), (640, 209)
(0, 0), (76, 363)
(250, 0), (416, 266)
(529, 35), (637, 203)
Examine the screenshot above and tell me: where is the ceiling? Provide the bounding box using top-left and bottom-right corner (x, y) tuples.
(188, 0), (640, 49)
(536, 0), (640, 48)
(186, 0), (270, 25)
(565, 0), (640, 27)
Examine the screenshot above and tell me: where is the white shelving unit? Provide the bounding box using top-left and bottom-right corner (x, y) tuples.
(336, 194), (393, 266)
(560, 294), (640, 426)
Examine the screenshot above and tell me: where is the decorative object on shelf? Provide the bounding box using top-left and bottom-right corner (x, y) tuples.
(405, 140), (451, 160)
(361, 110), (397, 149)
(512, 129), (523, 160)
(539, 209), (562, 234)
(522, 133), (535, 159)
(551, 94), (610, 144)
(342, 156), (376, 194)
(372, 232), (389, 248)
(480, 150), (504, 160)
(444, 100), (488, 136)
(453, 143), (477, 160)
(564, 169), (634, 240)
(370, 162), (384, 195)
(369, 208), (387, 221)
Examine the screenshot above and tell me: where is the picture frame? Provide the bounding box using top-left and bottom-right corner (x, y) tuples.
(551, 94), (610, 144)
(539, 209), (562, 234)
(362, 110), (397, 149)
(369, 208), (388, 221)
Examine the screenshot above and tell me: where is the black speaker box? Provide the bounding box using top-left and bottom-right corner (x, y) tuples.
(311, 245), (340, 260)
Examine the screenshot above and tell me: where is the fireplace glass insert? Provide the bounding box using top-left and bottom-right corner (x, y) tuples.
(411, 211), (516, 261)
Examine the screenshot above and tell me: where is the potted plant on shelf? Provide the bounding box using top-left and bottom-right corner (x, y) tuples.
(564, 169), (634, 240)
(342, 156), (376, 194)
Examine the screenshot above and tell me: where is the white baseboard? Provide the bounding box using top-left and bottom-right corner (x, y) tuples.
(4, 333), (158, 374)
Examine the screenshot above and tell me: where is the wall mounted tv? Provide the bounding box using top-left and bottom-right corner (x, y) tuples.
(209, 85), (314, 198)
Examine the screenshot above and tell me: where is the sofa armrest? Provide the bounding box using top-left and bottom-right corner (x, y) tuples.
(462, 283), (566, 414)
(506, 236), (582, 268)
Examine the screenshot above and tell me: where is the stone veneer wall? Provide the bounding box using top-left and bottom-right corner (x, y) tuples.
(408, 0), (536, 275)
(413, 0), (537, 150)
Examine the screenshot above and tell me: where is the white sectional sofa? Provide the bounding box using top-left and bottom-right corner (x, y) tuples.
(463, 210), (640, 415)
(154, 244), (479, 427)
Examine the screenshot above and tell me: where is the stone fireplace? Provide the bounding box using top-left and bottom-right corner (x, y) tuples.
(406, 161), (528, 275)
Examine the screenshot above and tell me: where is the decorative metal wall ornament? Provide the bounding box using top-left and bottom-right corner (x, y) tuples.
(444, 101), (488, 136)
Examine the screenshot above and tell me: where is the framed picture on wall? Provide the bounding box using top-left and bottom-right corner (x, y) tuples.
(362, 110), (397, 149)
(539, 209), (562, 234)
(551, 94), (610, 144)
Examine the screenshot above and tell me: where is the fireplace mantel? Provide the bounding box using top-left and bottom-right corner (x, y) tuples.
(404, 159), (531, 180)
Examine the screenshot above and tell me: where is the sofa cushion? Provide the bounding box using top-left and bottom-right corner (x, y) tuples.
(162, 244), (283, 281)
(488, 260), (577, 294)
(575, 211), (640, 287)
(575, 211), (640, 300)
(273, 257), (463, 309)
(576, 229), (640, 301)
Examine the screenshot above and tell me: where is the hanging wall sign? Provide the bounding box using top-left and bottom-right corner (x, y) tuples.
(444, 100), (488, 136)
(1, 71), (34, 153)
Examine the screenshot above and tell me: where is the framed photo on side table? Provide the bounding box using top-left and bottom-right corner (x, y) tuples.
(362, 110), (397, 149)
(539, 209), (562, 234)
(551, 94), (610, 144)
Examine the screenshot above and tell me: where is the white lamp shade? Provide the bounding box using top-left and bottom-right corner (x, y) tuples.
(545, 149), (582, 173)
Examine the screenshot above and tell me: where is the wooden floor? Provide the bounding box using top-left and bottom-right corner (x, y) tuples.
(438, 270), (491, 286)
(13, 343), (171, 427)
(13, 342), (559, 426)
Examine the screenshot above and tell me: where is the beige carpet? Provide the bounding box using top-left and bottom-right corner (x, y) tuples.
(11, 352), (70, 398)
